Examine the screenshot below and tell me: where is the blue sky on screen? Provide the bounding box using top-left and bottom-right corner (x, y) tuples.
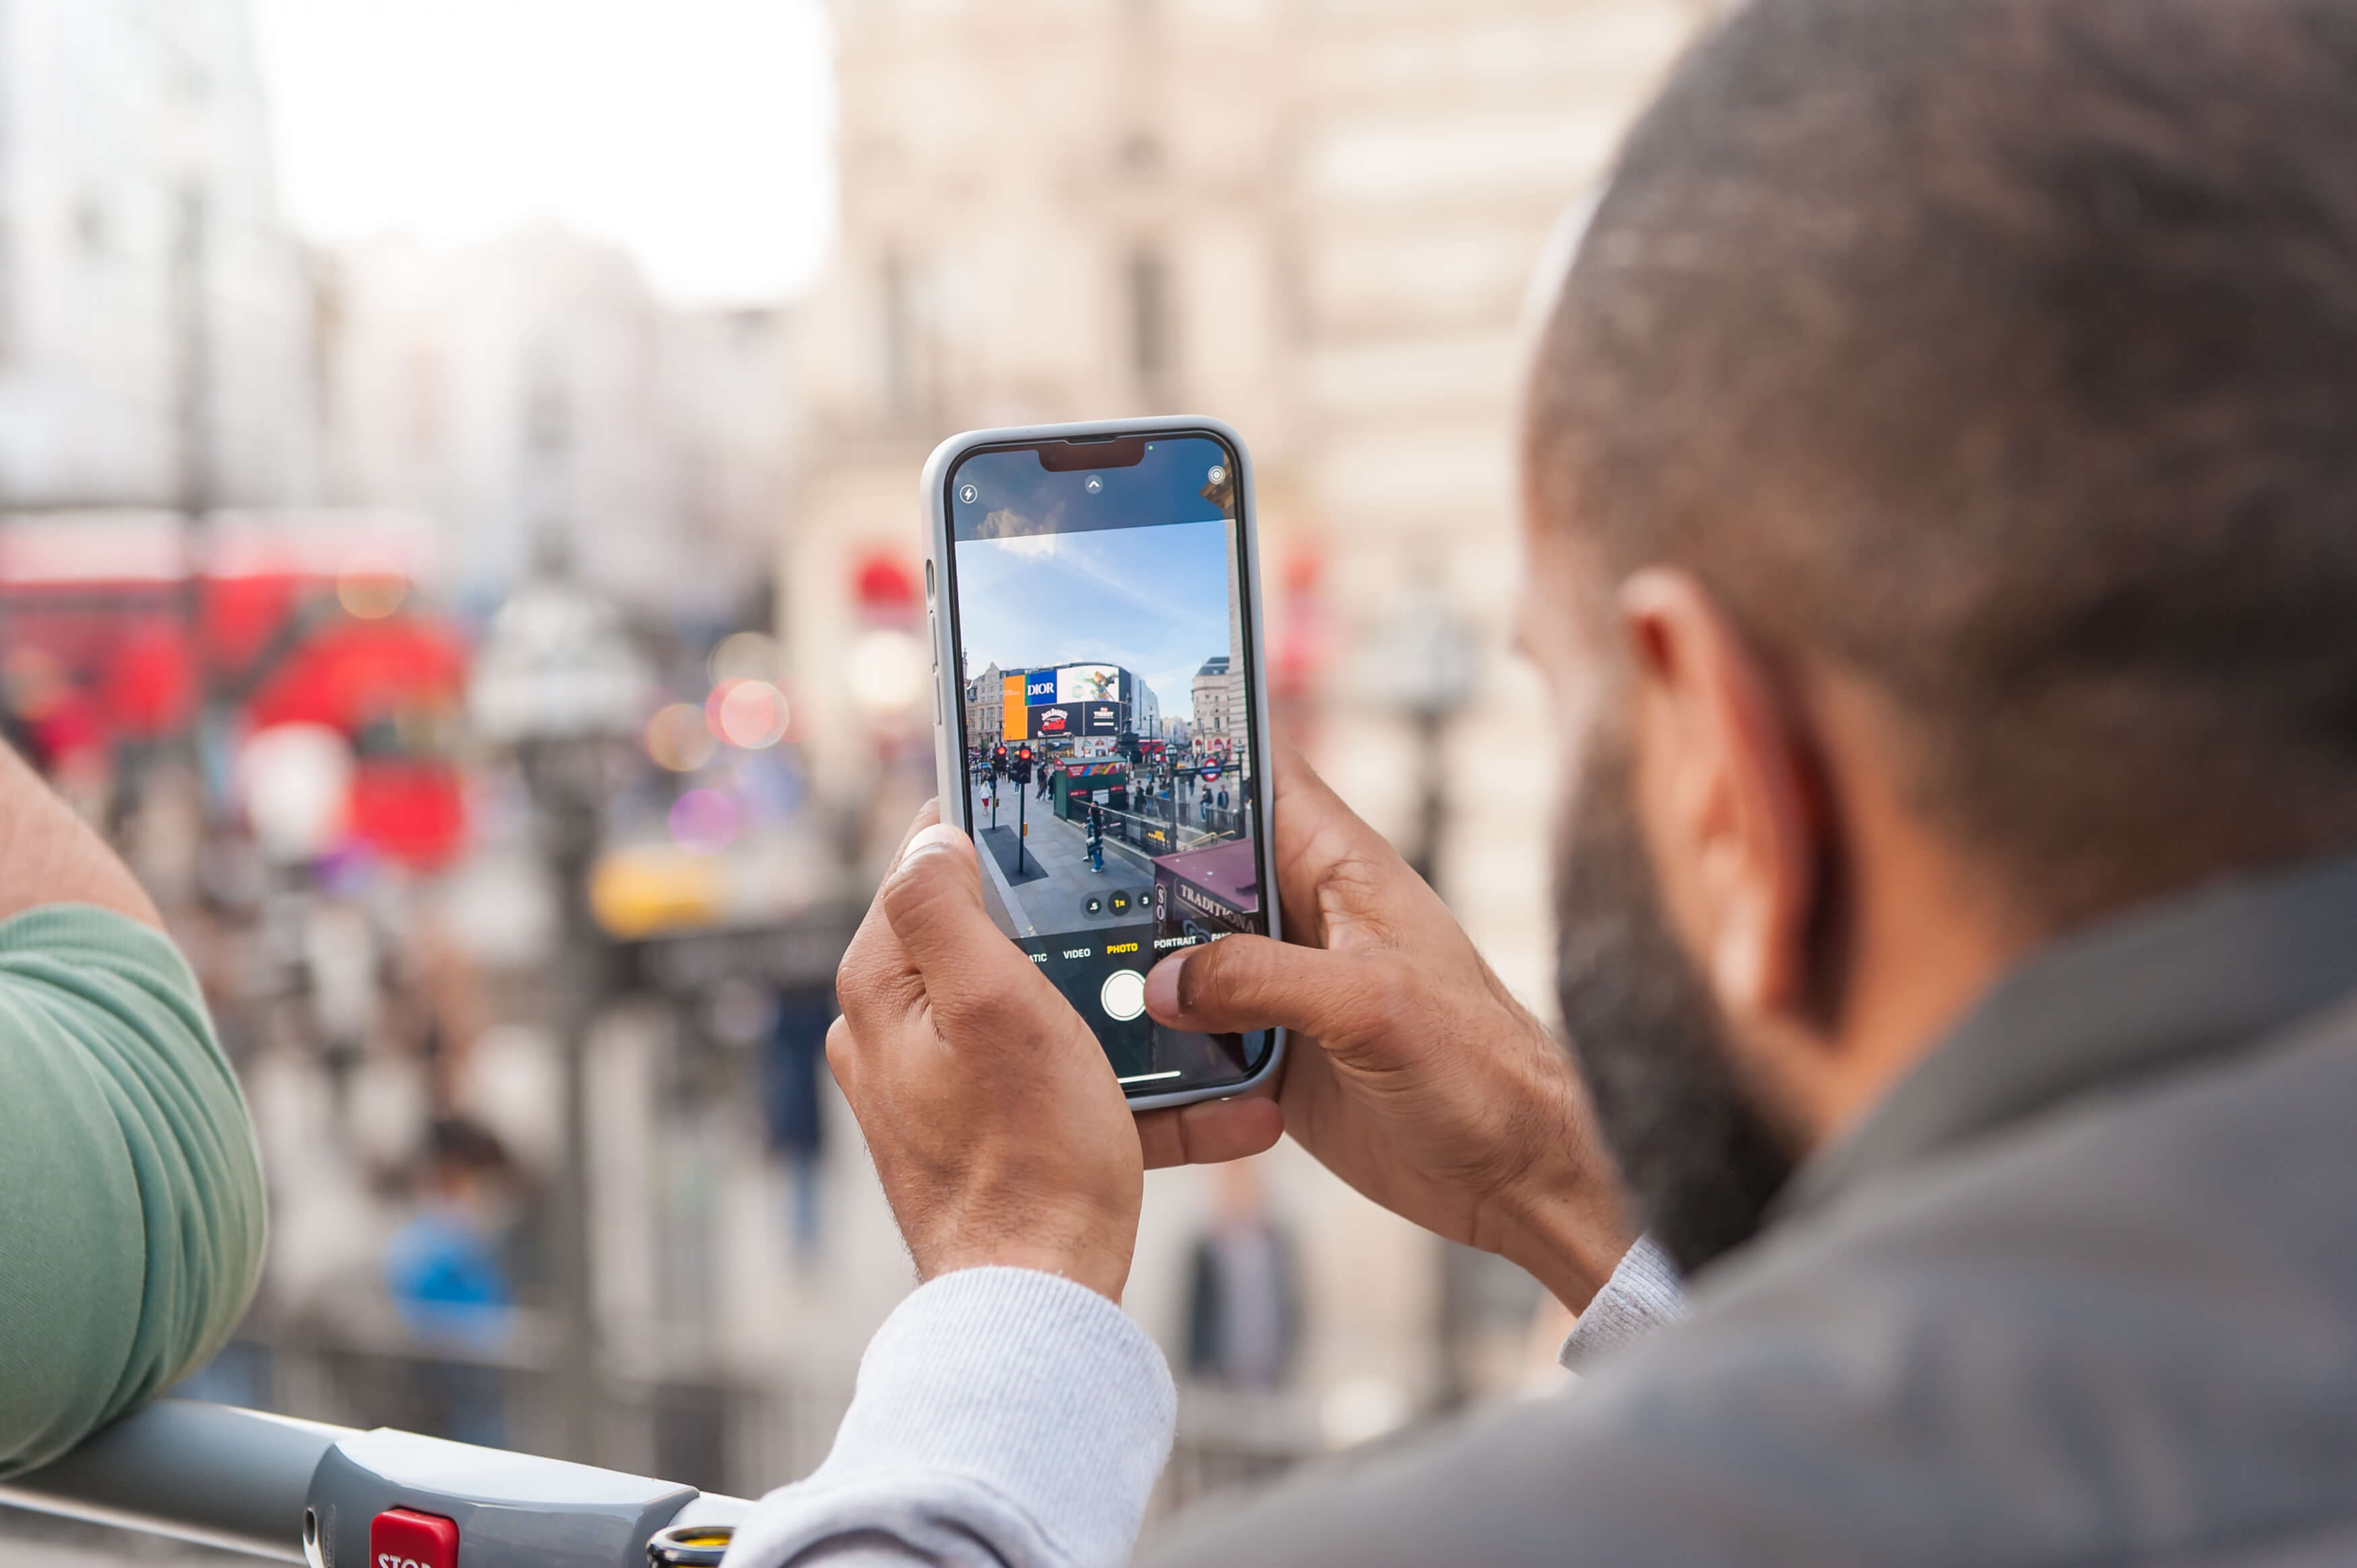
(954, 519), (1230, 713)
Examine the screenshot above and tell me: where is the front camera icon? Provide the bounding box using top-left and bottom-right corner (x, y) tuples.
(1084, 475), (1104, 495)
(958, 483), (978, 505)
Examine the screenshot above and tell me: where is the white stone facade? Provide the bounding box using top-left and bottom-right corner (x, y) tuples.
(0, 0), (320, 509)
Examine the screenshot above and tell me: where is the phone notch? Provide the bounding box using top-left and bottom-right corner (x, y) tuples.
(1035, 436), (1148, 471)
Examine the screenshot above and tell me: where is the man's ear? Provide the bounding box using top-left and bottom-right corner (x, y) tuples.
(1617, 568), (1826, 1029)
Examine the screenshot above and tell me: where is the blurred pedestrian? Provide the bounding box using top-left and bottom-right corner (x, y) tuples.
(385, 1118), (519, 1342)
(1183, 1161), (1298, 1392)
(764, 988), (834, 1258)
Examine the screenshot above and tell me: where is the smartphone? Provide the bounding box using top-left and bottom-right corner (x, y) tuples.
(922, 417), (1284, 1110)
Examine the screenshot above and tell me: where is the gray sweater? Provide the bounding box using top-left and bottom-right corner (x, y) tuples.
(731, 853), (2357, 1566)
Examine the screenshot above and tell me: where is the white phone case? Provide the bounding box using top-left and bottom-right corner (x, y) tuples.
(919, 415), (1287, 1110)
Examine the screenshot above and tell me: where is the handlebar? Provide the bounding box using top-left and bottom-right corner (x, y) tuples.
(0, 1400), (751, 1568)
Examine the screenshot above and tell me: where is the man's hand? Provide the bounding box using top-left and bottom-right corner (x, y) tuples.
(1143, 747), (1632, 1310)
(830, 804), (1276, 1301)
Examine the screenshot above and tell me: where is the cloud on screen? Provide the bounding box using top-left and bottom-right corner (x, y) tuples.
(953, 518), (1230, 708)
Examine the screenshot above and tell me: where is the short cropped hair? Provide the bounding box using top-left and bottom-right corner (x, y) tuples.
(1529, 0), (2357, 926)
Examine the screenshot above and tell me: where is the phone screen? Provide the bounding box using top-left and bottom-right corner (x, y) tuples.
(942, 432), (1275, 1097)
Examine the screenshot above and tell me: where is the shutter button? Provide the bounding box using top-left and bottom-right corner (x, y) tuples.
(371, 1508), (460, 1568)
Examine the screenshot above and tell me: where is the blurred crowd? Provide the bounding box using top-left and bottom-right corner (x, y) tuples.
(0, 0), (1714, 1526)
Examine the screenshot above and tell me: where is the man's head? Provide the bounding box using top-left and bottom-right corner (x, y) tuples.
(1521, 0), (2357, 1270)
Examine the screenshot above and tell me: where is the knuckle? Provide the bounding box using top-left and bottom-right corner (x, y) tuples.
(1352, 955), (1415, 1024)
(877, 860), (933, 922)
(880, 849), (964, 932)
(837, 909), (894, 984)
(833, 957), (887, 1032)
(931, 984), (1024, 1044)
(822, 1016), (861, 1087)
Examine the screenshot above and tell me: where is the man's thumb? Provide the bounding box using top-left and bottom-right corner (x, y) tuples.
(1143, 935), (1378, 1039)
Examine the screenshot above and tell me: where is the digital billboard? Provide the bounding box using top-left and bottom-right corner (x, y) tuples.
(1080, 701), (1122, 736)
(1056, 664), (1121, 705)
(1034, 705), (1075, 737)
(1025, 671), (1058, 706)
(1001, 673), (1027, 741)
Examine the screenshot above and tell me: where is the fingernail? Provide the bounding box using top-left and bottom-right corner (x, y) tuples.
(1144, 948), (1193, 1020)
(900, 823), (965, 863)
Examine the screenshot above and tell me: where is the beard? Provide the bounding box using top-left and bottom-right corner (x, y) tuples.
(1553, 724), (1801, 1276)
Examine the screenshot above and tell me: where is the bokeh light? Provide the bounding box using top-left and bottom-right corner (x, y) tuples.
(236, 722), (354, 863)
(846, 629), (928, 718)
(336, 567), (408, 619)
(668, 788), (739, 856)
(708, 630), (781, 684)
(644, 702), (718, 772)
(708, 678), (791, 749)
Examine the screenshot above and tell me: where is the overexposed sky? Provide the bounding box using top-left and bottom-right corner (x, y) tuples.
(250, 0), (837, 306)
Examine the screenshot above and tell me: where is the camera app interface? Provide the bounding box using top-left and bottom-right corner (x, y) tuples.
(946, 434), (1273, 1095)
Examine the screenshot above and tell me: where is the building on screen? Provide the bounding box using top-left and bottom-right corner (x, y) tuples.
(997, 661), (1162, 754)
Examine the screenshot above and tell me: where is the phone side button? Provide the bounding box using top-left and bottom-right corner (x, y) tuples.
(929, 609), (939, 669)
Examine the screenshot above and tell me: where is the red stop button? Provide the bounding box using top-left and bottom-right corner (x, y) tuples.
(371, 1507), (460, 1568)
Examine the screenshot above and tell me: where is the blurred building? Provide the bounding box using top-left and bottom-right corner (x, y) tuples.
(0, 0), (320, 509)
(785, 0), (1715, 1428)
(317, 225), (791, 621)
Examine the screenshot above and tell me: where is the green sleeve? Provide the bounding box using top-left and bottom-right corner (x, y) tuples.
(0, 904), (267, 1476)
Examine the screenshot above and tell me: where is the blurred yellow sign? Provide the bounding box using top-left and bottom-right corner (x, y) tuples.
(590, 846), (726, 939)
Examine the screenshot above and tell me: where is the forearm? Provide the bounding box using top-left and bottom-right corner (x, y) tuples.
(0, 741), (158, 928)
(1483, 1000), (1638, 1314)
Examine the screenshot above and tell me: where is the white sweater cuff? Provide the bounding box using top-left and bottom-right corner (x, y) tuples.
(1558, 1235), (1689, 1371)
(728, 1266), (1177, 1568)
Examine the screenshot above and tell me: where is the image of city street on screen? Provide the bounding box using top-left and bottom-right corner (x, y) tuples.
(954, 507), (1265, 1087)
(955, 513), (1257, 943)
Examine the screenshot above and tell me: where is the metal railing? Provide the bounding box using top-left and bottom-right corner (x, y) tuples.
(1092, 795), (1250, 855)
(0, 1401), (748, 1568)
